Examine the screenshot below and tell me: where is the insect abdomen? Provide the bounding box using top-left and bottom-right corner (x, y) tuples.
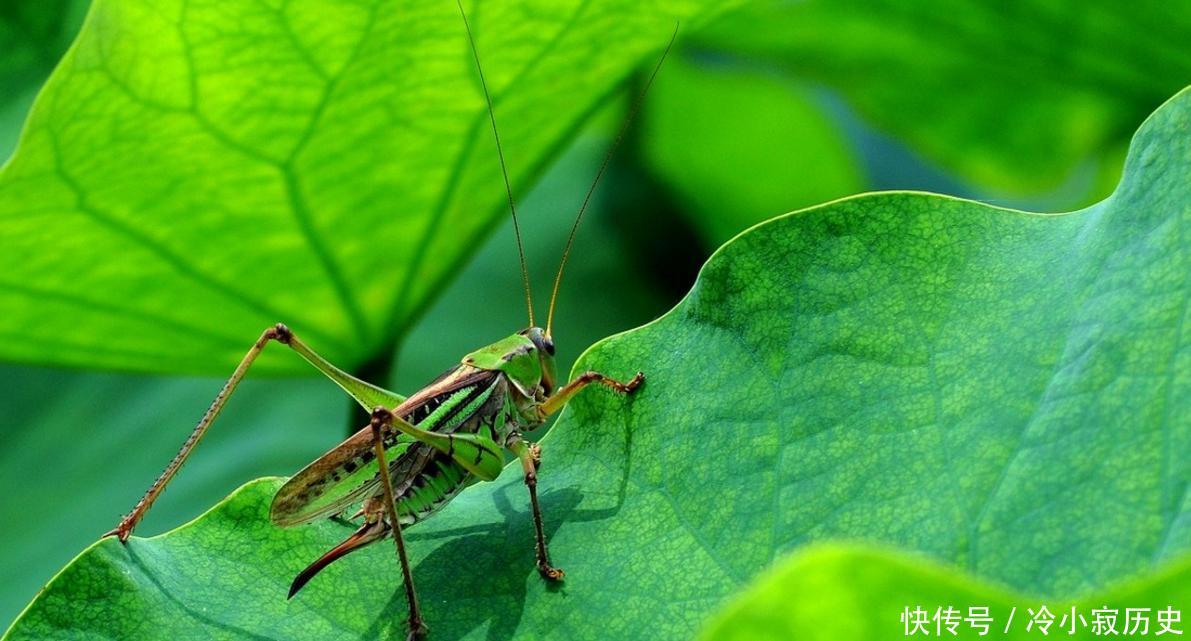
(394, 459), (473, 525)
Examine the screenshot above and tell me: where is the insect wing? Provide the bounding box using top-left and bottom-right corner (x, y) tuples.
(270, 367), (500, 526)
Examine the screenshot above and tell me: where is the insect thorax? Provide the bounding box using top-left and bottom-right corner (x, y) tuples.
(504, 375), (548, 434)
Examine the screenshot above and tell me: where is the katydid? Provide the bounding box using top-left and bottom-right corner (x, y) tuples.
(104, 5), (676, 639)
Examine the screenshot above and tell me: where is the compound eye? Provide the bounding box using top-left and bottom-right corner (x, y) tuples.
(544, 339), (556, 356)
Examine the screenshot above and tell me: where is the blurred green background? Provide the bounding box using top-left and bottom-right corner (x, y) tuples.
(1, 0), (1189, 631)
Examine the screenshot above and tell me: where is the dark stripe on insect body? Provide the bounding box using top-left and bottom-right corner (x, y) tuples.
(394, 459), (473, 525)
(476, 407), (504, 444)
(388, 377), (513, 525)
(417, 382), (492, 435)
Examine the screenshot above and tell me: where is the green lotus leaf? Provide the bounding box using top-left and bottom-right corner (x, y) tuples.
(4, 70), (1187, 641)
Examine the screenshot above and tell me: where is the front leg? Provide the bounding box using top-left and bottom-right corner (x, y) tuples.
(537, 370), (644, 418)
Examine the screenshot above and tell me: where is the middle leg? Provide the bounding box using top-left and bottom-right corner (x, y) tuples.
(508, 437), (563, 581)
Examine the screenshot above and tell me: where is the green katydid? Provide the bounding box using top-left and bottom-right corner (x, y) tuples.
(103, 5), (676, 639)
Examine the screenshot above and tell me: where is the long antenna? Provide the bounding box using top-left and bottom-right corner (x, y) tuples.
(457, 0), (535, 327)
(545, 24), (679, 336)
